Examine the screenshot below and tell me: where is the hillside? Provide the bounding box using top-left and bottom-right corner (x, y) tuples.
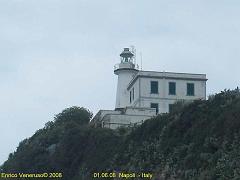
(1, 89), (240, 180)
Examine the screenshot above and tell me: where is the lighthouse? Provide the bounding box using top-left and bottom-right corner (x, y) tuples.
(91, 47), (207, 129)
(114, 48), (139, 109)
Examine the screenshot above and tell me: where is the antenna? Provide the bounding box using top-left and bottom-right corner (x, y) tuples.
(140, 52), (143, 70)
(130, 45), (136, 65)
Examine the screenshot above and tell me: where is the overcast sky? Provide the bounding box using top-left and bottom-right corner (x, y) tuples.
(0, 0), (240, 164)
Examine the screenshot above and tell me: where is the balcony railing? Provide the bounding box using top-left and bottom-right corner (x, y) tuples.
(114, 63), (139, 71)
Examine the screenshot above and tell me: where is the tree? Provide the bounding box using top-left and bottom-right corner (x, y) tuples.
(54, 106), (92, 126)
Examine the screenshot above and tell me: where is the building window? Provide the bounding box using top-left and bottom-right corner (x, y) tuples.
(169, 82), (176, 95)
(169, 104), (174, 113)
(151, 81), (158, 94)
(130, 91), (132, 103)
(150, 103), (159, 115)
(132, 87), (134, 100)
(187, 83), (195, 96)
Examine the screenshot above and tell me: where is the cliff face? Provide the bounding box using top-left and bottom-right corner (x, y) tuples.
(1, 89), (240, 180)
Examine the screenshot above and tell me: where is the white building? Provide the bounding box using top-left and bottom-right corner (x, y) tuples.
(91, 48), (207, 129)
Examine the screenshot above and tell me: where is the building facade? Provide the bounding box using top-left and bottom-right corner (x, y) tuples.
(91, 48), (207, 129)
(127, 71), (206, 114)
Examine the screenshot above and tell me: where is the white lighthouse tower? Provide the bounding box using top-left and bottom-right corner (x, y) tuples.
(114, 48), (139, 109)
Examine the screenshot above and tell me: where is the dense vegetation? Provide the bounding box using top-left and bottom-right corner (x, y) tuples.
(1, 89), (240, 179)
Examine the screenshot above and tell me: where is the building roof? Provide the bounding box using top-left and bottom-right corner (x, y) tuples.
(127, 70), (207, 90)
